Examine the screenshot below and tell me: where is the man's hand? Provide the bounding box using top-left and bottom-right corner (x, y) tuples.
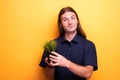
(48, 51), (70, 67)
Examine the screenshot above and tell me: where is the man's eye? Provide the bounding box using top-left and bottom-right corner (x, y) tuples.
(71, 17), (75, 19)
(63, 19), (67, 21)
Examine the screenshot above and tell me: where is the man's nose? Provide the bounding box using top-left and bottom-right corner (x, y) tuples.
(68, 19), (73, 25)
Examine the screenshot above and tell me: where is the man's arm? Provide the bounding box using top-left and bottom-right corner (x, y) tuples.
(49, 51), (94, 79)
(65, 60), (93, 79)
(44, 57), (55, 80)
(44, 66), (54, 80)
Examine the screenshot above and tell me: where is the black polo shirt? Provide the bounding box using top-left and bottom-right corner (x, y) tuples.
(40, 34), (98, 80)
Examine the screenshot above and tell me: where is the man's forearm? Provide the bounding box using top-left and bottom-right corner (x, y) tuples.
(44, 66), (54, 80)
(65, 60), (93, 79)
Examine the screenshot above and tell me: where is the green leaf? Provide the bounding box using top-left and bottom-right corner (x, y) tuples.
(43, 40), (56, 54)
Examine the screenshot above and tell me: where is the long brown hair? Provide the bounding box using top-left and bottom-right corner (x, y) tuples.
(58, 6), (86, 38)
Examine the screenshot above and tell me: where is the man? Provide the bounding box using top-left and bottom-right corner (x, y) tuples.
(40, 6), (98, 80)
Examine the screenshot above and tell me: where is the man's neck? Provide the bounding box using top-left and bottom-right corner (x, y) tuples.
(65, 32), (77, 42)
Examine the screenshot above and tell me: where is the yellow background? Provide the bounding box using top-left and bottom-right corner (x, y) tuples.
(0, 0), (120, 80)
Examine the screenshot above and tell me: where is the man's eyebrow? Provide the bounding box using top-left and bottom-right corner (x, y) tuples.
(61, 17), (67, 20)
(71, 15), (76, 17)
(62, 14), (75, 18)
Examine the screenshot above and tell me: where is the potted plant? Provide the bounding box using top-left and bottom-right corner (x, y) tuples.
(43, 40), (57, 62)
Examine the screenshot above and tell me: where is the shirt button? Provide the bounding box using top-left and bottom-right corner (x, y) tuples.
(68, 47), (71, 50)
(68, 56), (70, 59)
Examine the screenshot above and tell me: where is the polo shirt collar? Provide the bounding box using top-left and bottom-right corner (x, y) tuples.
(60, 34), (80, 44)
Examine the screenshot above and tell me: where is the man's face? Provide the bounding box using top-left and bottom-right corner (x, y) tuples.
(61, 12), (78, 34)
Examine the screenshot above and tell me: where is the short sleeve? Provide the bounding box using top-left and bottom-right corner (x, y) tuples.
(83, 41), (98, 71)
(39, 51), (47, 68)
